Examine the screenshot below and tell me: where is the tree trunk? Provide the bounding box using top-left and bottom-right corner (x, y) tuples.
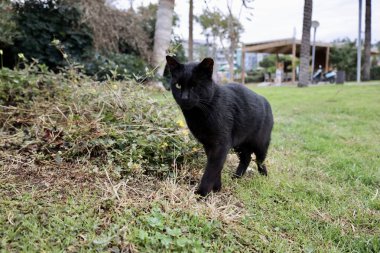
(363, 0), (371, 81)
(188, 0), (193, 62)
(227, 13), (236, 82)
(228, 53), (234, 82)
(152, 0), (175, 89)
(298, 0), (312, 87)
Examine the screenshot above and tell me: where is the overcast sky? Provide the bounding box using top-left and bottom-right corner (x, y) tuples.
(115, 0), (380, 44)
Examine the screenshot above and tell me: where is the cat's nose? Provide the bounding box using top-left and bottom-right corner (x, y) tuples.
(181, 89), (189, 100)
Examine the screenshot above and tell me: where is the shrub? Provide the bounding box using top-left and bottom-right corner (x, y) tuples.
(370, 66), (380, 80)
(12, 0), (93, 69)
(0, 68), (202, 178)
(330, 40), (358, 81)
(245, 69), (265, 83)
(259, 55), (293, 73)
(0, 66), (69, 106)
(84, 53), (149, 81)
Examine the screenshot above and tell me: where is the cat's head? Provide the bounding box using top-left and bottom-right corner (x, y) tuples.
(166, 56), (215, 110)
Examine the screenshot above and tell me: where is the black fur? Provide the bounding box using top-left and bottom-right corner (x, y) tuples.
(166, 56), (274, 197)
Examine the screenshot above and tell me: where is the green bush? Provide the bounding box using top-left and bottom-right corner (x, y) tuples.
(12, 0), (93, 69)
(245, 69), (265, 83)
(0, 66), (69, 106)
(370, 66), (380, 80)
(259, 55), (293, 73)
(84, 53), (148, 81)
(330, 40), (358, 81)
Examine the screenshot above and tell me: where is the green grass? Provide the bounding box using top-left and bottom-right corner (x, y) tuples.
(1, 83), (380, 252)
(234, 83), (380, 252)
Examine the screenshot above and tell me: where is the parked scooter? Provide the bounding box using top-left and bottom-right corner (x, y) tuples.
(312, 65), (336, 84)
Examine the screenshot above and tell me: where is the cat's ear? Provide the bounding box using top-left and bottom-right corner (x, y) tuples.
(198, 58), (214, 77)
(166, 56), (182, 72)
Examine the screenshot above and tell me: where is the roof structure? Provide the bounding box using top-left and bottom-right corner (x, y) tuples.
(241, 38), (332, 84)
(243, 38), (331, 56)
(240, 38), (379, 84)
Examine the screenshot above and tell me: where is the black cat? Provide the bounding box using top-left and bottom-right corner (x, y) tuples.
(166, 56), (274, 197)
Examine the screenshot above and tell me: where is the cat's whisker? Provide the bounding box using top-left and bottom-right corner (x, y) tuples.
(199, 98), (212, 105)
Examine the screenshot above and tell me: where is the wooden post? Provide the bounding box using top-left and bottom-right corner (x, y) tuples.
(292, 40), (296, 84)
(325, 46), (330, 72)
(241, 44), (246, 84)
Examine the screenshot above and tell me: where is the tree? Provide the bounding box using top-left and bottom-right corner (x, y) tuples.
(298, 0), (312, 87)
(152, 0), (175, 89)
(188, 0), (193, 61)
(225, 3), (244, 82)
(64, 0), (152, 61)
(197, 9), (225, 55)
(197, 8), (243, 82)
(363, 0), (371, 81)
(330, 39), (358, 81)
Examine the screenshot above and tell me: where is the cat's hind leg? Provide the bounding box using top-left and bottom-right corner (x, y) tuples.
(254, 141), (270, 176)
(233, 147), (252, 178)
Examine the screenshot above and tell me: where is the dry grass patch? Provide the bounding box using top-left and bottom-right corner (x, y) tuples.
(101, 173), (246, 225)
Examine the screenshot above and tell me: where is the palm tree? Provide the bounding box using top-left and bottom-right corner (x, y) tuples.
(152, 0), (175, 89)
(298, 0), (312, 87)
(188, 0), (193, 61)
(363, 0), (371, 81)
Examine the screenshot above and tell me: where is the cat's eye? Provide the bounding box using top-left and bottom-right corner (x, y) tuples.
(175, 83), (181, 89)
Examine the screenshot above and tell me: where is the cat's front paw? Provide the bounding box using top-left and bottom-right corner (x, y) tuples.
(195, 184), (212, 197)
(212, 181), (222, 192)
(195, 188), (209, 197)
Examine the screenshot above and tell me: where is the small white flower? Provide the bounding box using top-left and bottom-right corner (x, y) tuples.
(51, 39), (60, 46)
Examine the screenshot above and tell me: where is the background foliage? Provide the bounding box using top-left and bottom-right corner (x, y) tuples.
(13, 0), (93, 69)
(259, 55), (293, 74)
(0, 0), (19, 46)
(0, 0), (186, 81)
(330, 39), (358, 81)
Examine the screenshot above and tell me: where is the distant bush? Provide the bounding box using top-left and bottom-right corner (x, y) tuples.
(245, 69), (265, 83)
(259, 55), (293, 74)
(12, 0), (93, 69)
(329, 39), (370, 81)
(84, 54), (148, 81)
(370, 66), (380, 80)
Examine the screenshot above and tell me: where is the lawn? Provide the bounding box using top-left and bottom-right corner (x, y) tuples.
(1, 82), (379, 252)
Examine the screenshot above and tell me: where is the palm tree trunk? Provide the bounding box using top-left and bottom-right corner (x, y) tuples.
(298, 0), (312, 87)
(363, 0), (371, 81)
(188, 0), (193, 62)
(152, 0), (175, 89)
